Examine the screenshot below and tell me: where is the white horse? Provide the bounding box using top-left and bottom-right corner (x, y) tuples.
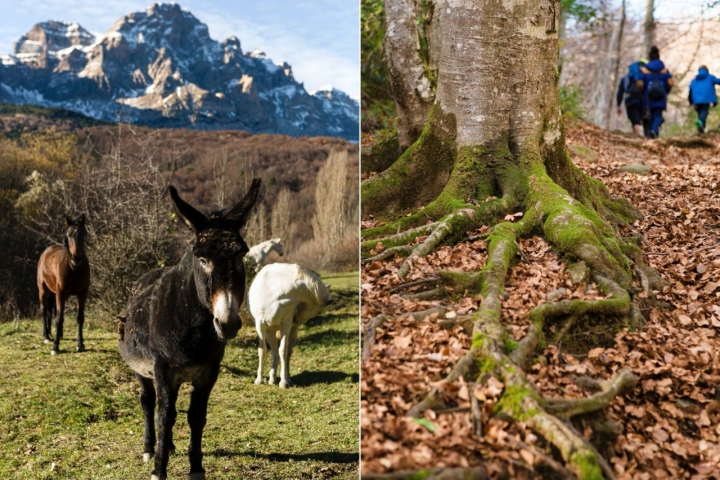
(244, 238), (284, 272)
(247, 263), (332, 388)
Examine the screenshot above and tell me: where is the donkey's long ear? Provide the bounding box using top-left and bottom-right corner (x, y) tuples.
(169, 186), (209, 233)
(78, 213), (86, 225)
(222, 178), (261, 228)
(64, 215), (72, 226)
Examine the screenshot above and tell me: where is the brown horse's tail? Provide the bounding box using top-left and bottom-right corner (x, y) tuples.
(116, 314), (127, 341)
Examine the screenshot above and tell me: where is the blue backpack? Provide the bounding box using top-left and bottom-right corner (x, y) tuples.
(624, 63), (643, 103)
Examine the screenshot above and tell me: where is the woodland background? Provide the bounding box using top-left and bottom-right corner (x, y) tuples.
(0, 104), (359, 320)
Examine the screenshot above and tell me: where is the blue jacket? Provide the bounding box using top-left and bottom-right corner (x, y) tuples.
(639, 59), (673, 110)
(689, 67), (720, 105)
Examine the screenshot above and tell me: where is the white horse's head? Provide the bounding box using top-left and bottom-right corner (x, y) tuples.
(271, 238), (284, 256)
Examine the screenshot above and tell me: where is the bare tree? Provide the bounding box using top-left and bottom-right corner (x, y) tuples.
(312, 150), (357, 267)
(271, 188), (294, 250)
(643, 0), (655, 57)
(212, 149), (236, 210)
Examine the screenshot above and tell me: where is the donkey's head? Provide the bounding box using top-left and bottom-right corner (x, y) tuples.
(169, 179), (261, 341)
(63, 214), (87, 267)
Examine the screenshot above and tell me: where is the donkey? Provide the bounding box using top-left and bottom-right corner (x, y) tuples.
(244, 238), (284, 273)
(118, 180), (260, 480)
(247, 263), (332, 388)
(37, 214), (90, 355)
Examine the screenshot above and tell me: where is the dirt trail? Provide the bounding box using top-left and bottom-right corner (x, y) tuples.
(361, 122), (720, 479)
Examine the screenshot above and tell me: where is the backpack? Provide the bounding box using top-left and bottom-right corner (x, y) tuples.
(623, 76), (642, 102)
(647, 78), (666, 101)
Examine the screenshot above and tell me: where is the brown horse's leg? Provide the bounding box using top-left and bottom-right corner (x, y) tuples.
(187, 360), (220, 479)
(51, 294), (66, 355)
(41, 287), (54, 343)
(76, 292), (88, 352)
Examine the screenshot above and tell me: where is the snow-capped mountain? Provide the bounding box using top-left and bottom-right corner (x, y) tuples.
(0, 3), (358, 141)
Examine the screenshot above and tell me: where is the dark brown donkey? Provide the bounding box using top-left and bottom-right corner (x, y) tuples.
(119, 180), (260, 480)
(37, 214), (90, 355)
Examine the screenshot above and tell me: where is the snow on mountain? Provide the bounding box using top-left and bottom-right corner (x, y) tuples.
(0, 3), (358, 141)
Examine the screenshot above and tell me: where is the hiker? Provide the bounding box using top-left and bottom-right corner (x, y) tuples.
(616, 59), (650, 137)
(688, 65), (720, 133)
(637, 46), (674, 139)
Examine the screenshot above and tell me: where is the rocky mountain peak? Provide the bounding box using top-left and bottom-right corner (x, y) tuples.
(13, 21), (95, 55)
(0, 3), (358, 141)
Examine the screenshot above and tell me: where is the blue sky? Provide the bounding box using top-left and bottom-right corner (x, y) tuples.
(0, 0), (359, 98)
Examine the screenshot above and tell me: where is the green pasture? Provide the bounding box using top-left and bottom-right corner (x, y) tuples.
(0, 272), (359, 479)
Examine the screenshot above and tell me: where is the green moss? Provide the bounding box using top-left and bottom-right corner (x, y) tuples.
(439, 270), (482, 293)
(409, 469), (433, 480)
(495, 384), (539, 421)
(504, 338), (518, 352)
(570, 451), (603, 480)
(361, 104), (457, 219)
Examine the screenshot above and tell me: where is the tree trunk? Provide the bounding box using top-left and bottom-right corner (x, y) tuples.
(362, 0), (651, 477)
(383, 0), (436, 150)
(642, 0), (655, 58)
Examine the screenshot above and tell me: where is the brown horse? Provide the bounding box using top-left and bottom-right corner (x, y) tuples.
(37, 214), (90, 355)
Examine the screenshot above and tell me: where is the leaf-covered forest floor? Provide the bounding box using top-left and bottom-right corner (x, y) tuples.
(361, 122), (720, 479)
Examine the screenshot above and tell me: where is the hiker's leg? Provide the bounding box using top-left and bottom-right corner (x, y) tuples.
(698, 104), (710, 129)
(626, 106), (643, 136)
(650, 109), (663, 137)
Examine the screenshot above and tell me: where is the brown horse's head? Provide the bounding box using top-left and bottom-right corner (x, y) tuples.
(63, 214), (87, 267)
(169, 180), (261, 341)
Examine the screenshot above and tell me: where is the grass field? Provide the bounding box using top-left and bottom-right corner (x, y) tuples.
(0, 272), (359, 479)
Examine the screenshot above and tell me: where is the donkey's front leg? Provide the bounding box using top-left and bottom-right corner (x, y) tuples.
(76, 291), (88, 352)
(152, 365), (179, 480)
(136, 373), (156, 463)
(187, 363), (219, 480)
(51, 295), (66, 355)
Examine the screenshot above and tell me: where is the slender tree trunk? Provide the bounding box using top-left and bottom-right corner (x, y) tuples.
(606, 0), (626, 129)
(558, 6), (569, 84)
(642, 0), (655, 58)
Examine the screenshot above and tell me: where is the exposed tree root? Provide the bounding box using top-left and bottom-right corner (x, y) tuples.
(363, 150), (656, 478)
(545, 369), (638, 420)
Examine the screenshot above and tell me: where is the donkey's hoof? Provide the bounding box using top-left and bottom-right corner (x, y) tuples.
(279, 380), (290, 389)
(76, 345), (86, 353)
(143, 452), (152, 462)
(189, 472), (206, 480)
(43, 338), (51, 344)
(254, 377), (263, 385)
(150, 475), (167, 480)
(168, 447), (176, 455)
(50, 349), (58, 356)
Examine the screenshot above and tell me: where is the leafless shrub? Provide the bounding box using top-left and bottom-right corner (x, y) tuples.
(309, 149), (358, 270)
(18, 126), (183, 319)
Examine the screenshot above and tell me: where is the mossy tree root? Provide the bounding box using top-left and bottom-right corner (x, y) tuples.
(363, 130), (650, 477)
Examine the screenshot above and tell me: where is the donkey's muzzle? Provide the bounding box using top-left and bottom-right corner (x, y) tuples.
(213, 316), (240, 341)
